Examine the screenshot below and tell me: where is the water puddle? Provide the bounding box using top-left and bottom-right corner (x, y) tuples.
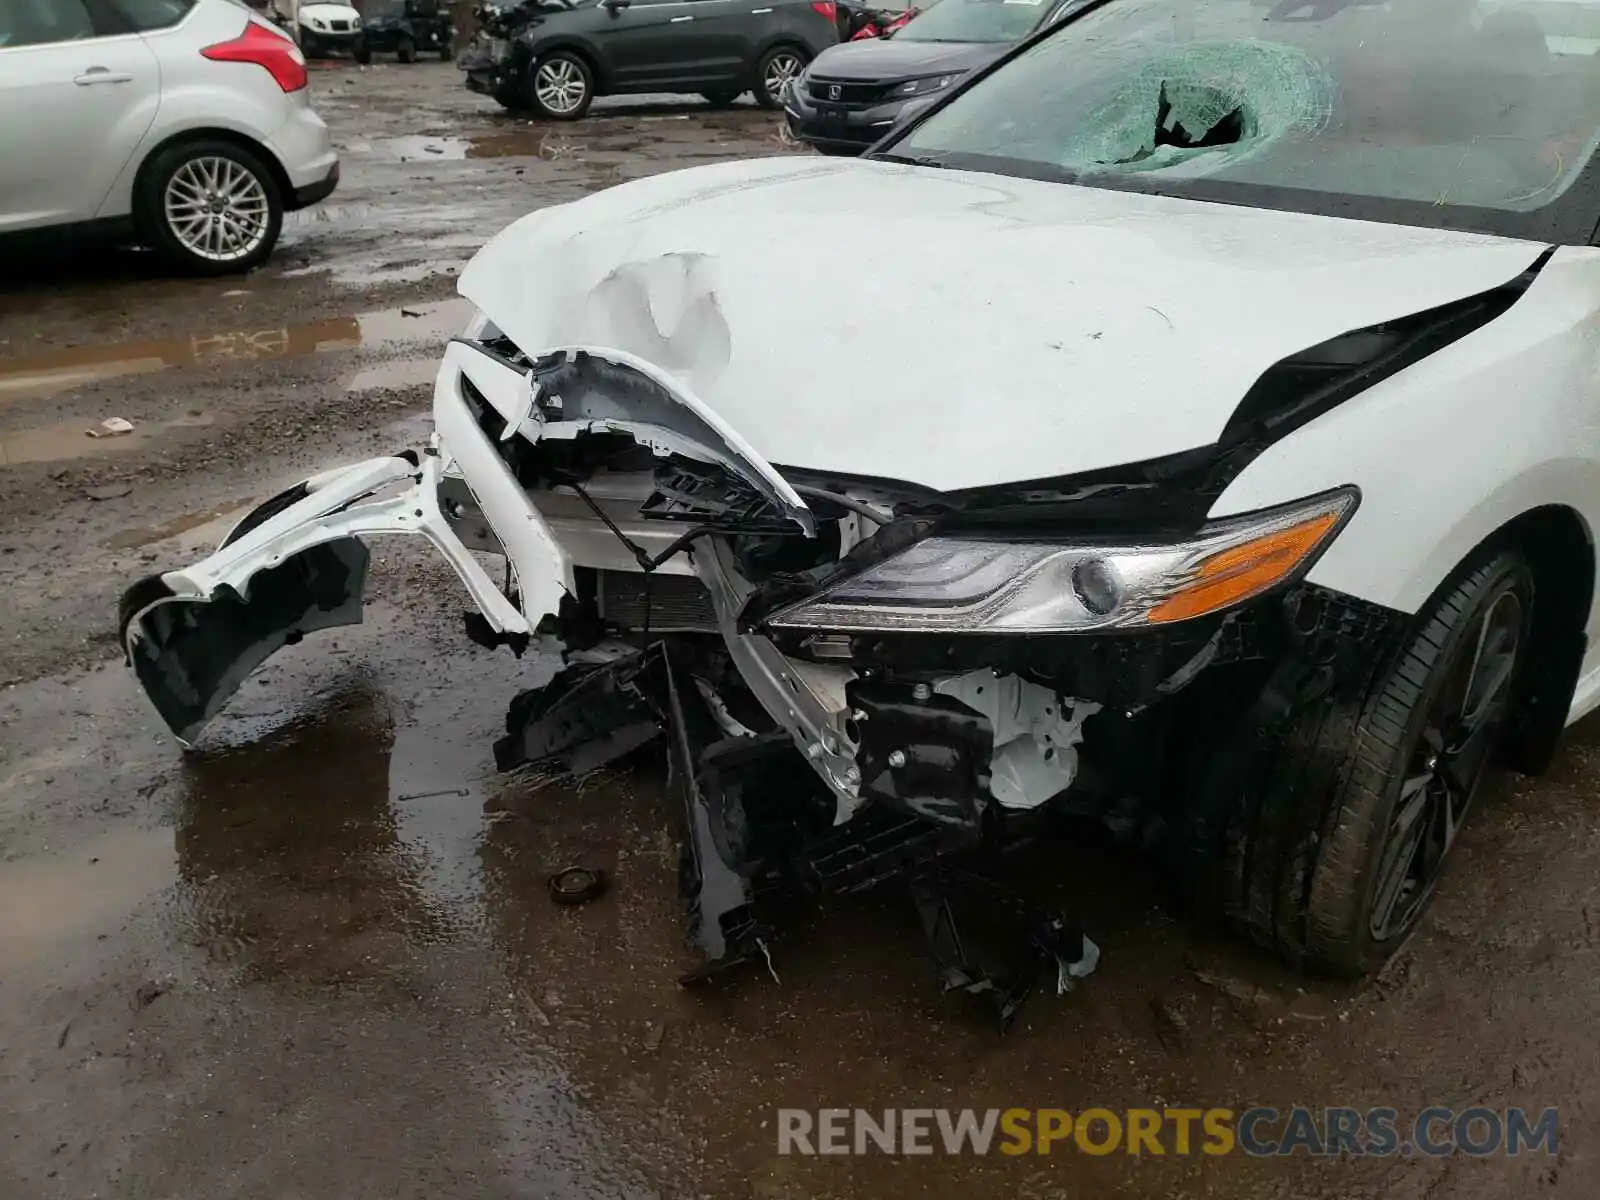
(359, 131), (591, 162)
(0, 825), (178, 968)
(170, 656), (532, 977)
(0, 297), (472, 406)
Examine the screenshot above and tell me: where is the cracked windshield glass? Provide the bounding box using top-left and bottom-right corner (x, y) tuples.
(897, 0), (1600, 218)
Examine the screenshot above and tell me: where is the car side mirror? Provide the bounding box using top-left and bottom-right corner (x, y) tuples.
(603, 0), (631, 11)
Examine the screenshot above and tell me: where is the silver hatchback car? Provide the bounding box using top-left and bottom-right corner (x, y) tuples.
(0, 0), (340, 273)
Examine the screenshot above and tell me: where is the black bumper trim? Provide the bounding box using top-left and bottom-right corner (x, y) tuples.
(291, 161), (340, 210)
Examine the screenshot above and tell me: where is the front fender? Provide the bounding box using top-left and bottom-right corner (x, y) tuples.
(1211, 244), (1600, 626)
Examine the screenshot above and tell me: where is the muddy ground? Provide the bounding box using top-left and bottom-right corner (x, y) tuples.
(2, 63), (1597, 1200)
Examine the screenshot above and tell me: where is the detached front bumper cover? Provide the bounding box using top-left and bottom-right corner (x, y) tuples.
(119, 449), (534, 745)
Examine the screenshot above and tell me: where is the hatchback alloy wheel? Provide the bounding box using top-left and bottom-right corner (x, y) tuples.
(163, 155), (273, 265)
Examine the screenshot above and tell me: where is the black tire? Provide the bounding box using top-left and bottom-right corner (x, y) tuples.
(134, 139), (284, 276)
(300, 33), (323, 58)
(352, 35), (372, 64)
(439, 36), (455, 62)
(1194, 550), (1534, 977)
(396, 34), (416, 63)
(527, 50), (594, 120)
(701, 89), (741, 107)
(755, 44), (806, 109)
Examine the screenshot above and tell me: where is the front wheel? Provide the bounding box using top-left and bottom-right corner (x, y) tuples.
(352, 35), (372, 64)
(1195, 549), (1535, 976)
(700, 89), (741, 107)
(396, 34), (417, 63)
(135, 140), (283, 276)
(439, 34), (455, 61)
(528, 51), (594, 120)
(756, 45), (806, 109)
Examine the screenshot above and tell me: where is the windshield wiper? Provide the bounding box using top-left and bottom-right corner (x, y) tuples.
(873, 151), (950, 168)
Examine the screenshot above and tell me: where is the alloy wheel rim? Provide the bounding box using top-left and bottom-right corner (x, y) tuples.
(163, 157), (270, 263)
(764, 52), (802, 101)
(1368, 587), (1524, 941)
(536, 59), (586, 113)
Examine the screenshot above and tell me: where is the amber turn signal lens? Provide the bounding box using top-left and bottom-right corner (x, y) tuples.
(1145, 512), (1341, 624)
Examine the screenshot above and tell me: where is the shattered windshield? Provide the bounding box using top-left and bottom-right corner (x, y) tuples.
(895, 0), (1054, 43)
(889, 0), (1600, 238)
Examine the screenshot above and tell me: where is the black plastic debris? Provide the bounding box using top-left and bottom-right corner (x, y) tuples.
(494, 655), (662, 774)
(909, 869), (1100, 1033)
(495, 637), (1098, 1028)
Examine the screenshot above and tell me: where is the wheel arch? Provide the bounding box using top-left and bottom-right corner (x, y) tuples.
(1436, 503), (1594, 774)
(131, 128), (295, 232)
(751, 34), (811, 70)
(526, 36), (611, 92)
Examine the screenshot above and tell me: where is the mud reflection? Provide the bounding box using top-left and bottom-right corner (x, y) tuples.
(0, 297), (470, 404)
(174, 684), (444, 983)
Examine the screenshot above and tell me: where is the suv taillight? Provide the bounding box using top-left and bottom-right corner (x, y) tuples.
(202, 21), (308, 93)
(812, 1), (836, 17)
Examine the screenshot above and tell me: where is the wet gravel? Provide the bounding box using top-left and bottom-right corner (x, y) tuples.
(2, 62), (1598, 1200)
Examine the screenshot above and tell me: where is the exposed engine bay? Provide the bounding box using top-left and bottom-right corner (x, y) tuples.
(118, 324), (1413, 1027)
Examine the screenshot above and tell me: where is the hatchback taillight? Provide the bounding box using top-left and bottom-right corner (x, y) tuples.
(201, 21), (308, 93)
(812, 1), (836, 18)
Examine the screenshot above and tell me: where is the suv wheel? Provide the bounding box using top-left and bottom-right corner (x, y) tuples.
(529, 51), (594, 120)
(396, 33), (417, 63)
(701, 89), (741, 107)
(135, 140), (283, 276)
(352, 35), (372, 64)
(756, 45), (805, 109)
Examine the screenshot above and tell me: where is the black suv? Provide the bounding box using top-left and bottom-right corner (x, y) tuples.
(462, 0), (838, 119)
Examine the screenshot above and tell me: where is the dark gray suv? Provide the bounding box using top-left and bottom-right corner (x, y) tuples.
(462, 0), (839, 118)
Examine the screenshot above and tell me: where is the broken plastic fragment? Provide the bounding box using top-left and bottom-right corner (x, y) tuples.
(87, 417), (135, 438)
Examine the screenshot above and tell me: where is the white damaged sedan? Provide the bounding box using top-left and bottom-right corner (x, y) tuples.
(122, 0), (1600, 987)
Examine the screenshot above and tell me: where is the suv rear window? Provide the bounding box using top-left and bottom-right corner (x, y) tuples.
(109, 0), (197, 29)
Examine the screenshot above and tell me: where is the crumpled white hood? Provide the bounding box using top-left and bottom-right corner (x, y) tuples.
(460, 157), (1545, 492)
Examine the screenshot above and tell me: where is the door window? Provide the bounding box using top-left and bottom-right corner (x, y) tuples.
(107, 0), (197, 30)
(0, 0), (98, 48)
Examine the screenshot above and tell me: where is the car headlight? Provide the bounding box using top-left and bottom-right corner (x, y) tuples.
(351, 14), (361, 25)
(768, 489), (1357, 633)
(889, 73), (962, 98)
(310, 17), (326, 29)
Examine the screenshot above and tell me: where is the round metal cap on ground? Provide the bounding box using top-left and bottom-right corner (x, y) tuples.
(547, 866), (607, 906)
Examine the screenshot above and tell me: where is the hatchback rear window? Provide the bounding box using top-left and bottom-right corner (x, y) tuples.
(110, 0), (197, 30)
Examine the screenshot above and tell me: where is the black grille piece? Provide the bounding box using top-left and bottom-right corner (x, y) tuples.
(808, 78), (891, 105)
(596, 570), (718, 633)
